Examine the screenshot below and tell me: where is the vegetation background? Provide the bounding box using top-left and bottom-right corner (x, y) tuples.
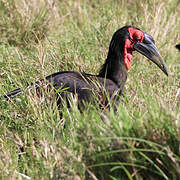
(0, 0), (179, 179)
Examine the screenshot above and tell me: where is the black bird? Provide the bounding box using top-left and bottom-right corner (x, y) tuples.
(176, 44), (180, 51)
(3, 26), (168, 109)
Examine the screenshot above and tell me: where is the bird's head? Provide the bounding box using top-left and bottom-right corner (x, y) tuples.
(108, 26), (168, 76)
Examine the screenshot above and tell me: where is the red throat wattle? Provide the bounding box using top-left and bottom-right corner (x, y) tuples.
(124, 28), (144, 70)
(124, 39), (133, 70)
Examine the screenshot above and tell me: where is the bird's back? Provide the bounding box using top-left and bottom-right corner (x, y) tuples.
(45, 71), (120, 107)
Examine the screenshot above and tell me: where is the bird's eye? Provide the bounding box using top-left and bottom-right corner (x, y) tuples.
(135, 36), (141, 41)
(129, 36), (141, 43)
(128, 28), (144, 43)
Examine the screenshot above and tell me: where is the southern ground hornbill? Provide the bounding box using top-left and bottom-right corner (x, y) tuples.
(3, 26), (168, 110)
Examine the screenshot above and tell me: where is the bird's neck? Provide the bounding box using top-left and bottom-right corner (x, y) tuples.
(98, 53), (128, 90)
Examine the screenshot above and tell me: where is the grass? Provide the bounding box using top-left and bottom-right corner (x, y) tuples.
(0, 0), (180, 179)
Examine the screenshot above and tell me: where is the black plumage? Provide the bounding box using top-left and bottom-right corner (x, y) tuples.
(176, 44), (180, 51)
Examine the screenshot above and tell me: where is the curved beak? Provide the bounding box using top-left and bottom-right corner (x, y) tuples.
(133, 32), (168, 76)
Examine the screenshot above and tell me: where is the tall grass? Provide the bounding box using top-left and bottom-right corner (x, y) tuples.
(0, 0), (179, 179)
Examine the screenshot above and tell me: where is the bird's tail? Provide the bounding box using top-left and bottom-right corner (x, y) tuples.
(3, 88), (23, 100)
(3, 83), (41, 100)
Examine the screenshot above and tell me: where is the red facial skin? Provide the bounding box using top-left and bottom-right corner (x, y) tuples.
(124, 28), (144, 70)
